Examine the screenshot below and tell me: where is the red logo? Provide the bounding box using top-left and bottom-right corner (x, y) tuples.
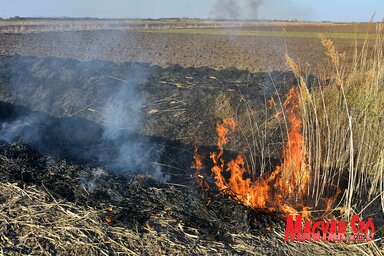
(284, 215), (375, 242)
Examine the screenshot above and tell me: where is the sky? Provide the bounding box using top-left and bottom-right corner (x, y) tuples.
(1, 0), (384, 22)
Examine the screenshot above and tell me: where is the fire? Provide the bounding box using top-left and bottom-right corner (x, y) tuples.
(273, 87), (309, 198)
(192, 143), (209, 190)
(193, 87), (313, 217)
(192, 144), (204, 170)
(105, 217), (112, 224)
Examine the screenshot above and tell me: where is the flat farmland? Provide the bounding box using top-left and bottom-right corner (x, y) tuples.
(0, 19), (376, 72)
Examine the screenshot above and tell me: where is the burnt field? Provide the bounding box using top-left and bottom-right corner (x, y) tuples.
(0, 20), (383, 255)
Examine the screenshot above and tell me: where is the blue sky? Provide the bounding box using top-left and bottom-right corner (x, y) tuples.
(1, 0), (383, 22)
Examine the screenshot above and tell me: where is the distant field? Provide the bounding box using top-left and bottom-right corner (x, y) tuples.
(0, 18), (377, 37)
(140, 28), (374, 39)
(0, 18), (377, 72)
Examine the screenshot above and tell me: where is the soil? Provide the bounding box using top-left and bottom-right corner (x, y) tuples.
(0, 27), (365, 72)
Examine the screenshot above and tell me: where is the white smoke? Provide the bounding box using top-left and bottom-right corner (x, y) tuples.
(0, 55), (168, 181)
(101, 85), (142, 140)
(100, 83), (168, 181)
(0, 113), (43, 143)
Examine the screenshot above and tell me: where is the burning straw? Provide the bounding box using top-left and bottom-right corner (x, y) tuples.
(194, 87), (313, 218)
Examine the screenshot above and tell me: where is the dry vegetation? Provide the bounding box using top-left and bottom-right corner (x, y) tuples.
(284, 21), (384, 224)
(212, 21), (384, 254)
(0, 18), (375, 34)
(1, 181), (381, 255)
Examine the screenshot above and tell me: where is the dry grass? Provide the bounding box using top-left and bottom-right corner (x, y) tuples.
(285, 21), (384, 220)
(214, 92), (235, 120)
(1, 182), (380, 255)
(0, 182), (137, 255)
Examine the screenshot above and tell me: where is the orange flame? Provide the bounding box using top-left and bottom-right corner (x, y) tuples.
(196, 87), (313, 217)
(277, 87), (309, 196)
(192, 144), (204, 170)
(192, 143), (209, 190)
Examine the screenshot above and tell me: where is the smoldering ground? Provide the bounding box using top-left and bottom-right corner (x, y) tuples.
(0, 54), (168, 181)
(0, 52), (302, 189)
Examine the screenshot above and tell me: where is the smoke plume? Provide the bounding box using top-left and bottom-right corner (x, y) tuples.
(210, 0), (265, 20)
(0, 55), (167, 181)
(210, 0), (312, 21)
(100, 83), (167, 180)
